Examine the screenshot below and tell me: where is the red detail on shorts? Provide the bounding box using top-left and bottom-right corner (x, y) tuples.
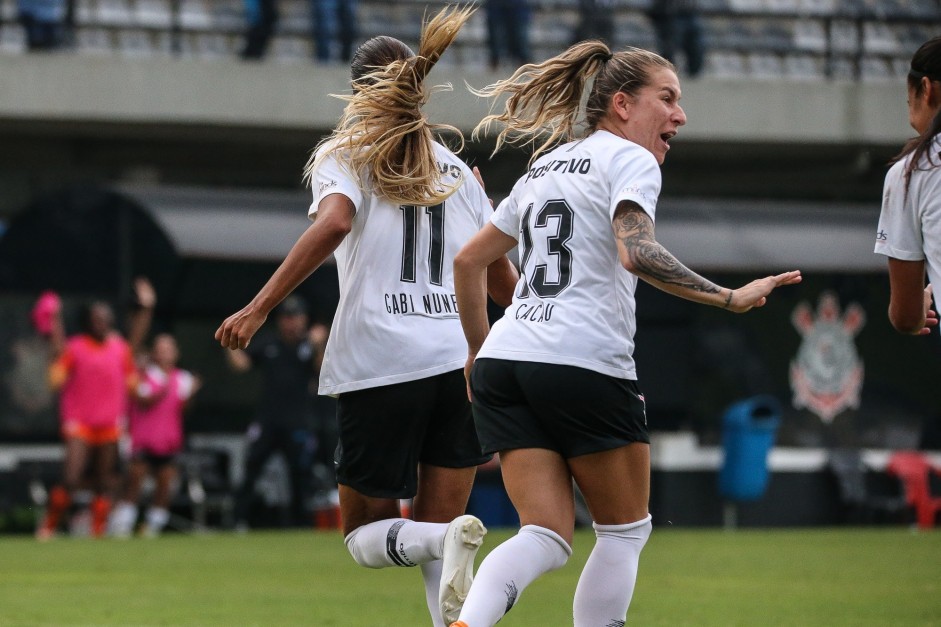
(62, 422), (121, 445)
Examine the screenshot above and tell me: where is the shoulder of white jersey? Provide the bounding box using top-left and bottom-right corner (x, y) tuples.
(432, 141), (479, 196)
(602, 134), (658, 166)
(912, 135), (941, 171)
(315, 136), (344, 159)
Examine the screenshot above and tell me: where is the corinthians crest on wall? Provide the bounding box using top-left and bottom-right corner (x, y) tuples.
(790, 291), (865, 423)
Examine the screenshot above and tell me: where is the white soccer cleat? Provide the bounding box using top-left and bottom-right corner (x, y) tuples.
(439, 514), (487, 625)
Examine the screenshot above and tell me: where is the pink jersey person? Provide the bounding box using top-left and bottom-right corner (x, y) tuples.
(130, 363), (197, 457)
(40, 287), (155, 541)
(110, 333), (200, 538)
(54, 334), (136, 437)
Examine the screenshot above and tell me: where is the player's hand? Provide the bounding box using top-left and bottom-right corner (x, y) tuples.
(215, 307), (267, 350)
(464, 353), (476, 402)
(917, 284), (938, 335)
(726, 270), (802, 313)
(472, 166), (494, 209)
(134, 277), (157, 309)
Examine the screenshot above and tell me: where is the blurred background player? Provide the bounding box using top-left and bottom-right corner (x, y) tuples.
(36, 278), (156, 540)
(224, 294), (326, 530)
(215, 6), (517, 625)
(109, 333), (201, 538)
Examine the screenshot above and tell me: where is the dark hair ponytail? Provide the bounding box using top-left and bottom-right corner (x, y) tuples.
(892, 36), (941, 193)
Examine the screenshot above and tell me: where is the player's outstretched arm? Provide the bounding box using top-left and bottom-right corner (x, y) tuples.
(612, 200), (800, 311)
(724, 271), (803, 313)
(215, 195), (354, 350)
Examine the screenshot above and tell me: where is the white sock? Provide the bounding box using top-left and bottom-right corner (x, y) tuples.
(108, 501), (137, 537)
(457, 525), (571, 627)
(344, 518), (448, 569)
(421, 560), (446, 627)
(573, 515), (652, 627)
(145, 507), (170, 534)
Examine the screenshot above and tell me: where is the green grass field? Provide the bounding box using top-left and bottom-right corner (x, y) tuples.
(1, 527), (939, 626)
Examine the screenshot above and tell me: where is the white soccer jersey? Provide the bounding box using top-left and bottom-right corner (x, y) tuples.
(477, 130), (662, 379)
(310, 141), (490, 395)
(874, 136), (941, 298)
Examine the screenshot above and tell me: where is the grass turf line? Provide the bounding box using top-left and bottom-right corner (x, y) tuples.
(0, 527), (938, 626)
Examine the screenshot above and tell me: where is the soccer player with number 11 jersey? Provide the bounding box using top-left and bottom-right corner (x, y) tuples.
(216, 7), (516, 627)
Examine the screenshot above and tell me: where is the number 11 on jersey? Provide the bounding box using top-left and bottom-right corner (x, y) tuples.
(400, 203), (446, 287)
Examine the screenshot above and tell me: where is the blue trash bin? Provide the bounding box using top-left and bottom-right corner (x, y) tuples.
(718, 395), (781, 502)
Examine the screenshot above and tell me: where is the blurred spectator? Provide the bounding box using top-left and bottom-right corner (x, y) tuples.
(109, 333), (201, 538)
(647, 0), (705, 78)
(485, 0), (531, 71)
(240, 0), (278, 60)
(312, 0), (357, 63)
(17, 0), (67, 50)
(572, 0), (613, 46)
(36, 278), (155, 540)
(224, 295), (328, 529)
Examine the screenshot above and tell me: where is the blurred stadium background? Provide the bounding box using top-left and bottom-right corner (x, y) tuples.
(1, 0), (941, 537)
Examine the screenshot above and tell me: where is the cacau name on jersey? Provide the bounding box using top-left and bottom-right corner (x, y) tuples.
(479, 130), (663, 381)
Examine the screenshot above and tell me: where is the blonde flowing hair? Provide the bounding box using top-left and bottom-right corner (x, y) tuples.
(471, 41), (674, 163)
(303, 5), (474, 206)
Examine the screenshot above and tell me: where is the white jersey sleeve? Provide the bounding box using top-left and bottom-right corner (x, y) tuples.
(175, 370), (196, 401)
(875, 137), (941, 294)
(875, 158), (925, 262)
(308, 151), (364, 219)
(609, 146), (661, 221)
(490, 180), (523, 240)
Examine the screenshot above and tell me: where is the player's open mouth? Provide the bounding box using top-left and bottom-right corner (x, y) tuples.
(659, 131), (676, 152)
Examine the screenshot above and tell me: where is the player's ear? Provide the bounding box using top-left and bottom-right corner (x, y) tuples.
(610, 91), (635, 122)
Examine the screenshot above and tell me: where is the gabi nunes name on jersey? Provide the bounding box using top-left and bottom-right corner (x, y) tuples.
(384, 291), (460, 317)
(309, 141), (491, 395)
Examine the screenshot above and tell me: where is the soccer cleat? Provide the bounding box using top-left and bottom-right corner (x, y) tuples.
(439, 515), (486, 625)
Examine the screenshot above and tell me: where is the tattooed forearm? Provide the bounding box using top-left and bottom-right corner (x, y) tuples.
(630, 241), (721, 293)
(614, 204), (721, 295)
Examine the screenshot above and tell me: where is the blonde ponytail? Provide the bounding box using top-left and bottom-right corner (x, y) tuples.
(472, 42), (674, 164)
(304, 5), (475, 206)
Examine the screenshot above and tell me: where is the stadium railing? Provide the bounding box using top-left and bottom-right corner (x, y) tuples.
(0, 0), (938, 80)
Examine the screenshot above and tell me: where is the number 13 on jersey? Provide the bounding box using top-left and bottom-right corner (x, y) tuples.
(518, 199), (574, 299)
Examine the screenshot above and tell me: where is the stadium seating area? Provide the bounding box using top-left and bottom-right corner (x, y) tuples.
(0, 0), (938, 80)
